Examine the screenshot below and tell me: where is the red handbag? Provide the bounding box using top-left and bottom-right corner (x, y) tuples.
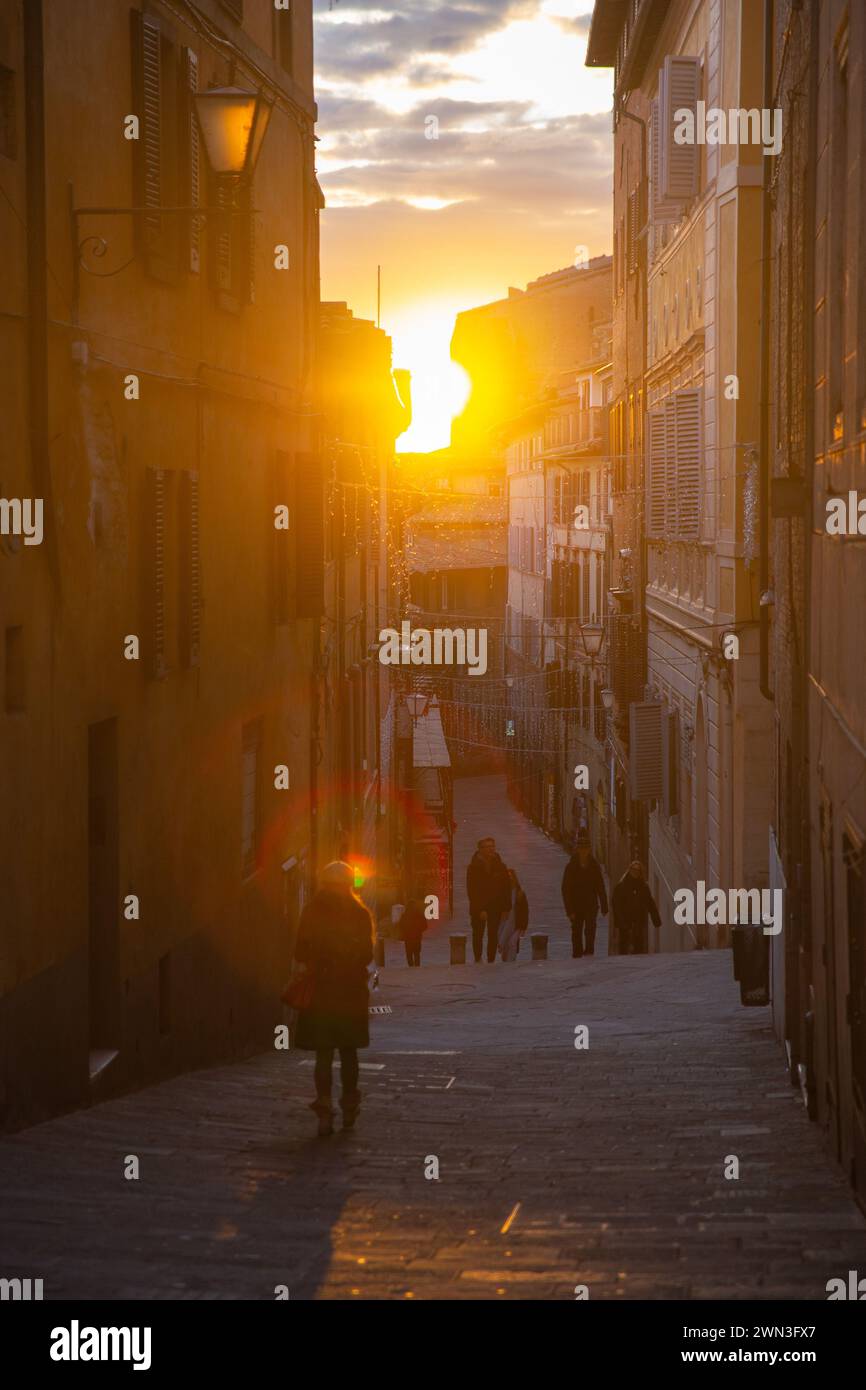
(281, 968), (314, 1010)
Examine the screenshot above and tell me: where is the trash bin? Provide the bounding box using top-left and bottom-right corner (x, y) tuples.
(450, 934), (467, 965)
(731, 926), (769, 1005)
(530, 933), (548, 960)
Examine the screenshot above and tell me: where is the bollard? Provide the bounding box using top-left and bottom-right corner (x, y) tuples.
(374, 938), (386, 968)
(530, 933), (548, 961)
(449, 934), (467, 965)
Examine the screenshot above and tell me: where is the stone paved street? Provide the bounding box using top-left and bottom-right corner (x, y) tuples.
(1, 777), (864, 1300)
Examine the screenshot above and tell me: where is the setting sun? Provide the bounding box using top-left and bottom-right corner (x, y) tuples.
(388, 302), (471, 452)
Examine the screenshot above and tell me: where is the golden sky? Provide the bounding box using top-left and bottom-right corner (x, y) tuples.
(314, 0), (613, 451)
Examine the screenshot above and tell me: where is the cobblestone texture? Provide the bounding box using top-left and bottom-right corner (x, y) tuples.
(1, 777), (864, 1300)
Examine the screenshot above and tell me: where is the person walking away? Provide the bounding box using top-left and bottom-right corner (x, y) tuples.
(611, 861), (661, 955)
(561, 841), (609, 957)
(398, 897), (427, 967)
(293, 861), (374, 1136)
(499, 869), (528, 961)
(466, 837), (512, 962)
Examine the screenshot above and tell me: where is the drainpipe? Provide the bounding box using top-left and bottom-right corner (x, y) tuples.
(758, 0), (774, 701)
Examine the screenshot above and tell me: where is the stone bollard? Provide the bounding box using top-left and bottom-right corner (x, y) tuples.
(450, 934), (467, 965)
(374, 938), (386, 968)
(530, 933), (548, 961)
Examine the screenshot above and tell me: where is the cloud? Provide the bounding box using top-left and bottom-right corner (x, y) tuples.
(316, 0), (538, 82)
(319, 100), (612, 217)
(554, 13), (592, 36)
(315, 0), (613, 378)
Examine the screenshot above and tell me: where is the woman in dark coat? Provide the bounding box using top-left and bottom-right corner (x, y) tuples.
(611, 861), (661, 955)
(293, 861), (374, 1136)
(398, 897), (427, 967)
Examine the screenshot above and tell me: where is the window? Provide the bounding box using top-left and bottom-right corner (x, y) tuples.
(130, 17), (204, 280)
(276, 5), (293, 75)
(629, 701), (664, 800)
(241, 719), (262, 877)
(646, 388), (702, 539)
(146, 468), (199, 676)
(660, 55), (701, 202)
(210, 170), (255, 305)
(650, 95), (684, 227)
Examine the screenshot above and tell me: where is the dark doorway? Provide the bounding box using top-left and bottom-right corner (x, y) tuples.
(88, 718), (120, 1062)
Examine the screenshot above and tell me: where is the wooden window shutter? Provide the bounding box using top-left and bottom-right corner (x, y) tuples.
(673, 387), (702, 538)
(629, 701), (664, 800)
(294, 452), (324, 619)
(661, 55), (701, 202)
(664, 393), (677, 534)
(646, 407), (666, 538)
(650, 96), (682, 225)
(180, 470), (201, 666)
(131, 11), (163, 251)
(627, 186), (639, 275)
(182, 47), (200, 272)
(147, 467), (167, 678)
(211, 175), (233, 291)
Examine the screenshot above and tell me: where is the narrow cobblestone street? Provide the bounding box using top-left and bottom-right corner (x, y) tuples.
(2, 777), (864, 1301)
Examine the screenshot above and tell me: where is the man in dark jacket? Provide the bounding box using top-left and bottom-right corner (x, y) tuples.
(612, 861), (661, 955)
(466, 837), (512, 962)
(561, 841), (609, 957)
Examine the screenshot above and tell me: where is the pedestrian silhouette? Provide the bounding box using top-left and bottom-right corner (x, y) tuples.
(466, 836), (512, 962)
(292, 861), (374, 1136)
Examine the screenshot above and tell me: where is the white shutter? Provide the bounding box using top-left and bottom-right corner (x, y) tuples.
(630, 701), (664, 800)
(650, 94), (683, 225)
(674, 387), (702, 538)
(661, 55), (701, 201)
(646, 409), (666, 539)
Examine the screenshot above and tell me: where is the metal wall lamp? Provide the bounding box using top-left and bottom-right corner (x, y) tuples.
(70, 87), (273, 309)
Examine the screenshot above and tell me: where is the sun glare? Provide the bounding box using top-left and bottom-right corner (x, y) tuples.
(389, 303), (471, 453)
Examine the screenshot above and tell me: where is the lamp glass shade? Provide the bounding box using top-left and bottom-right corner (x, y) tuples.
(580, 623), (604, 658)
(194, 88), (271, 178)
(601, 687), (615, 711)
